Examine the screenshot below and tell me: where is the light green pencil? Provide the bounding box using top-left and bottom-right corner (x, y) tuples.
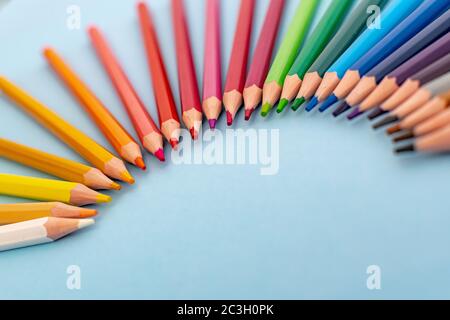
(261, 0), (320, 117)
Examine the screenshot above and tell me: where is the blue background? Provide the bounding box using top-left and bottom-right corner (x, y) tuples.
(1, 0), (450, 299)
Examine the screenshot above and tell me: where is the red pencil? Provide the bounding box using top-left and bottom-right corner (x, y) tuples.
(202, 0), (222, 129)
(224, 0), (255, 125)
(138, 2), (181, 149)
(88, 26), (165, 161)
(171, 0), (203, 140)
(244, 0), (284, 121)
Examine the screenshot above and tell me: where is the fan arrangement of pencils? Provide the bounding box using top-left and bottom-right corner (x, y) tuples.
(1, 0), (450, 252)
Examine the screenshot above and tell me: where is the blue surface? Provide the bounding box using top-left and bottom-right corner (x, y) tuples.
(1, 0), (450, 300)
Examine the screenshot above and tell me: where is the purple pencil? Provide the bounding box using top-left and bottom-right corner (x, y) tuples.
(351, 32), (450, 116)
(243, 0), (285, 120)
(374, 52), (450, 116)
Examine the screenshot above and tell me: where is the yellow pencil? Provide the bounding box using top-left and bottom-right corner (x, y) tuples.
(0, 202), (97, 225)
(0, 138), (121, 190)
(0, 76), (134, 184)
(0, 174), (111, 206)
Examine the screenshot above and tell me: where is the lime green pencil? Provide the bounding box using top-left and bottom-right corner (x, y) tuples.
(275, 0), (354, 114)
(261, 0), (320, 117)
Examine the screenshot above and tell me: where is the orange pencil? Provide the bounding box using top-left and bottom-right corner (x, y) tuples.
(88, 25), (166, 161)
(43, 47), (146, 170)
(0, 202), (97, 225)
(0, 76), (134, 184)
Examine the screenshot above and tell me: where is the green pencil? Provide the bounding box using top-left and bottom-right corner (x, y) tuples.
(261, 0), (320, 117)
(292, 0), (389, 111)
(274, 0), (354, 114)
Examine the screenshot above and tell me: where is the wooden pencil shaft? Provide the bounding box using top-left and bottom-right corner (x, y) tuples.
(308, 0), (388, 75)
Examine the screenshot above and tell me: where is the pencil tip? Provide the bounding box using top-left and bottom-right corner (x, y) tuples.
(347, 107), (363, 120)
(292, 97), (306, 111)
(135, 157), (146, 171)
(226, 111), (233, 126)
(96, 193), (112, 203)
(319, 95), (338, 112)
(170, 139), (179, 150)
(261, 103), (272, 117)
(395, 144), (415, 154)
(154, 148), (165, 162)
(393, 130), (414, 143)
(78, 218), (95, 230)
(208, 119), (217, 129)
(80, 209), (97, 218)
(367, 107), (387, 120)
(387, 124), (401, 135)
(333, 101), (351, 117)
(305, 97), (318, 111)
(372, 115), (398, 130)
(245, 109), (254, 121)
(189, 127), (199, 140)
(277, 99), (289, 113)
(111, 182), (122, 190)
(121, 171), (135, 185)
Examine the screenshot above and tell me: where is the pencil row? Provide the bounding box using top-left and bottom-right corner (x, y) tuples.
(2, 0), (450, 252)
(262, 0), (450, 153)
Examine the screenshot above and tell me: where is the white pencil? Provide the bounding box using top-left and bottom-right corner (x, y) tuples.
(0, 217), (94, 252)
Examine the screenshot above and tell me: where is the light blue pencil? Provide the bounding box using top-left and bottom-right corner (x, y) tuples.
(306, 0), (423, 110)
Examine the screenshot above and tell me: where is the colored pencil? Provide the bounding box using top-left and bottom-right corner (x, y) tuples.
(43, 48), (145, 170)
(388, 89), (450, 136)
(137, 3), (181, 149)
(306, 0), (423, 110)
(394, 95), (450, 143)
(171, 0), (203, 139)
(0, 174), (111, 206)
(243, 0), (284, 120)
(330, 6), (450, 115)
(0, 138), (120, 190)
(88, 24), (166, 160)
(275, 0), (353, 114)
(202, 0), (222, 128)
(223, 0), (255, 125)
(335, 51), (450, 118)
(0, 76), (134, 184)
(395, 122), (450, 154)
(297, 0), (388, 110)
(261, 0), (319, 116)
(0, 202), (97, 225)
(354, 34), (450, 117)
(373, 72), (450, 129)
(0, 217), (94, 252)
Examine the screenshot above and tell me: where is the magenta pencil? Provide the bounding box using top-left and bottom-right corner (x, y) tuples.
(202, 0), (222, 129)
(244, 0), (285, 121)
(223, 0), (255, 126)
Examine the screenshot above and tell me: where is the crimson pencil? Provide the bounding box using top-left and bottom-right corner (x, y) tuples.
(202, 0), (222, 129)
(138, 2), (181, 149)
(171, 0), (203, 139)
(88, 26), (165, 161)
(224, 0), (255, 125)
(243, 0), (284, 121)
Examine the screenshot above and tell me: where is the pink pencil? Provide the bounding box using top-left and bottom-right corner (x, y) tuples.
(223, 0), (255, 126)
(202, 0), (222, 130)
(244, 0), (285, 121)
